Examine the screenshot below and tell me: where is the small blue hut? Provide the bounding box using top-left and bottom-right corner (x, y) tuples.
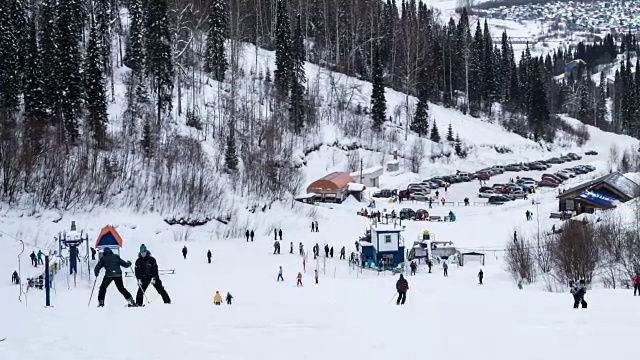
(361, 223), (405, 268)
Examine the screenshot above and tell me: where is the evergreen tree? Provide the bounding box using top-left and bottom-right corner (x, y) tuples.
(224, 123), (239, 172)
(273, 0), (291, 96)
(0, 0), (23, 116)
(94, 0), (112, 74)
(39, 0), (59, 117)
(145, 0), (174, 114)
(468, 21), (484, 113)
(204, 0), (228, 81)
(454, 133), (463, 157)
(370, 45), (386, 132)
(141, 118), (153, 157)
(446, 123), (455, 142)
(411, 96), (429, 136)
(288, 14), (306, 133)
(23, 15), (46, 140)
(430, 121), (441, 143)
(124, 0), (145, 73)
(85, 20), (109, 147)
(528, 61), (550, 141)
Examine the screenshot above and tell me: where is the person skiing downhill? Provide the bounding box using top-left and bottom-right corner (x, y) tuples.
(299, 242), (304, 256)
(182, 246), (188, 259)
(478, 269), (484, 285)
(94, 248), (136, 307)
(134, 245), (171, 307)
(396, 274), (408, 305)
(91, 247), (96, 260)
(207, 250), (212, 263)
(277, 266), (284, 282)
(340, 246), (345, 260)
(427, 259), (433, 273)
(297, 272), (303, 286)
(634, 272), (640, 296)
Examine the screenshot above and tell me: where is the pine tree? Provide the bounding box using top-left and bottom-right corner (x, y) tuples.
(411, 97), (429, 136)
(204, 0), (227, 81)
(145, 0), (174, 114)
(94, 0), (112, 75)
(23, 15), (46, 147)
(224, 123), (239, 172)
(39, 0), (59, 118)
(446, 123), (455, 142)
(468, 21), (484, 113)
(288, 14), (306, 133)
(370, 45), (386, 132)
(273, 0), (291, 96)
(85, 20), (109, 147)
(0, 0), (27, 116)
(430, 121), (441, 143)
(124, 0), (145, 73)
(454, 133), (463, 157)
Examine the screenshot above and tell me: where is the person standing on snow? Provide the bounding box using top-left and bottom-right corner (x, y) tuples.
(570, 280), (587, 309)
(245, 230), (250, 242)
(12, 270), (19, 284)
(277, 266), (284, 282)
(213, 290), (222, 305)
(443, 262), (448, 277)
(410, 261), (417, 276)
(94, 248), (136, 307)
(297, 272), (303, 287)
(91, 247), (96, 260)
(478, 269), (484, 285)
(274, 229), (277, 241)
(226, 292), (233, 305)
(315, 221), (319, 232)
(207, 250), (212, 264)
(340, 247), (345, 260)
(311, 222), (315, 232)
(330, 247), (334, 258)
(30, 251), (37, 267)
(37, 250), (44, 265)
(396, 274), (408, 305)
(290, 242), (294, 254)
(278, 229), (283, 241)
(314, 269), (319, 284)
(182, 246), (188, 259)
(324, 244), (329, 258)
(634, 272), (640, 296)
(250, 230), (255, 242)
(299, 242), (304, 256)
(134, 245), (171, 306)
(427, 259), (433, 273)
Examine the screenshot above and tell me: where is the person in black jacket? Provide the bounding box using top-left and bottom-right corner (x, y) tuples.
(396, 274), (408, 305)
(182, 246), (188, 259)
(94, 247), (135, 307)
(135, 245), (171, 306)
(207, 250), (212, 263)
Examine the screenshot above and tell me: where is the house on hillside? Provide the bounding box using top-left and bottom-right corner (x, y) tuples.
(350, 166), (383, 188)
(307, 172), (355, 203)
(361, 223), (405, 267)
(557, 172), (639, 214)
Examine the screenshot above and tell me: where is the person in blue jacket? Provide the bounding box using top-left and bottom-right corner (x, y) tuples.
(94, 248), (136, 307)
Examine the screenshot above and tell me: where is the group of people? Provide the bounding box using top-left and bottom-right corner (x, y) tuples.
(29, 250), (45, 267)
(213, 290), (233, 305)
(525, 210), (534, 221)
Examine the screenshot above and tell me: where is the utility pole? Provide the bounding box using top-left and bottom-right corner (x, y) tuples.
(360, 158), (363, 184)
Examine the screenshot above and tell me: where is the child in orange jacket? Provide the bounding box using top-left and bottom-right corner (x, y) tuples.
(214, 290), (222, 305)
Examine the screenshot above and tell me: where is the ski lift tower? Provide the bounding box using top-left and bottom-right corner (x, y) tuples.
(57, 221), (90, 284)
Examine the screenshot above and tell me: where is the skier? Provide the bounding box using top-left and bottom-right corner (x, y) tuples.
(207, 250), (212, 264)
(94, 247), (136, 307)
(299, 242), (304, 256)
(274, 229), (277, 241)
(30, 251), (37, 267)
(330, 247), (334, 258)
(182, 246), (187, 259)
(297, 272), (303, 287)
(311, 222), (315, 232)
(525, 210), (531, 221)
(278, 229), (283, 241)
(443, 262), (448, 277)
(570, 280), (587, 309)
(396, 274), (408, 305)
(213, 290), (222, 305)
(37, 250), (44, 265)
(340, 246), (345, 260)
(513, 231), (517, 243)
(290, 242), (294, 254)
(324, 244), (329, 258)
(277, 266), (284, 282)
(11, 270), (19, 284)
(315, 221), (319, 232)
(314, 269), (319, 284)
(250, 230), (254, 242)
(435, 190), (439, 198)
(410, 261), (417, 276)
(478, 269), (484, 285)
(428, 198), (433, 209)
(91, 248), (96, 260)
(427, 259), (432, 273)
(273, 241), (279, 255)
(245, 230), (250, 242)
(226, 292), (233, 305)
(134, 245), (171, 306)
(634, 272), (640, 296)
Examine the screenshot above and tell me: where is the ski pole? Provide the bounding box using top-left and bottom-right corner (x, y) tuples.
(88, 276), (98, 308)
(136, 279), (152, 305)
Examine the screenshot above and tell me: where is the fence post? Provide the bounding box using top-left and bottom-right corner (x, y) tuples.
(45, 256), (51, 307)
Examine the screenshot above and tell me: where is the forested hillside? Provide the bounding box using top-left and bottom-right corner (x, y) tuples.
(0, 0), (637, 218)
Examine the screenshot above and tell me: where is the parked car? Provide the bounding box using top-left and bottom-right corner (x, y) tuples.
(585, 150), (598, 155)
(492, 165), (506, 172)
(478, 189), (497, 198)
(560, 156), (573, 162)
(412, 191), (431, 200)
(567, 153), (582, 160)
(373, 189), (395, 198)
(583, 165), (596, 171)
(510, 190), (528, 199)
(488, 195), (509, 204)
(547, 157), (565, 164)
(538, 180), (559, 187)
(542, 173), (564, 182)
(399, 208), (416, 220)
(505, 164), (523, 171)
(474, 172), (491, 180)
(415, 209), (430, 220)
(526, 162), (546, 171)
(541, 176), (561, 184)
(556, 171), (574, 179)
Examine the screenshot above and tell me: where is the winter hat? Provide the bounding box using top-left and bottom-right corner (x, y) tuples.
(140, 244), (147, 253)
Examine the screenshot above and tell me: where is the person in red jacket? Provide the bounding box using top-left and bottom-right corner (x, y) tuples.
(634, 273), (640, 296)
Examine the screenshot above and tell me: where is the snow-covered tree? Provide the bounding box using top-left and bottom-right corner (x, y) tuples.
(85, 21), (108, 147)
(204, 0), (227, 81)
(274, 0), (291, 96)
(145, 0), (174, 114)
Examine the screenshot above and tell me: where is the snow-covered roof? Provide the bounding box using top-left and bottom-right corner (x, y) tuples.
(350, 166), (383, 178)
(371, 223), (404, 232)
(348, 183), (366, 191)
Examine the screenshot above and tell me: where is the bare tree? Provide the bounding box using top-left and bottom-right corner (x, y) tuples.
(408, 139), (425, 174)
(533, 232), (554, 274)
(505, 238), (536, 283)
(552, 220), (599, 283)
(608, 145), (619, 173)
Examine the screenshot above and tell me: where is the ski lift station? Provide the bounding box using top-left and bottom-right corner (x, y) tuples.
(408, 230), (460, 262)
(361, 222), (405, 267)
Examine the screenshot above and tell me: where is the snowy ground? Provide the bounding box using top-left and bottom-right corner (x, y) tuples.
(1, 120), (639, 359)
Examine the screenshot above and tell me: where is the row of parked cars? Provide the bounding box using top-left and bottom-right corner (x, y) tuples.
(537, 164), (596, 188)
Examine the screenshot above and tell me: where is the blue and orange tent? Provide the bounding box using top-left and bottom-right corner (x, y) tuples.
(95, 225), (124, 249)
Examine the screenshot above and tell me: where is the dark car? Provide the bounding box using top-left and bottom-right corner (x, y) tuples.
(429, 178), (446, 187)
(585, 150), (598, 155)
(567, 153), (582, 160)
(527, 163), (547, 171)
(538, 180), (559, 188)
(547, 157), (565, 164)
(474, 172), (491, 180)
(541, 176), (561, 184)
(505, 164), (523, 172)
(479, 186), (494, 193)
(554, 172), (570, 180)
(488, 195), (510, 204)
(399, 208), (416, 220)
(373, 189), (395, 198)
(542, 173), (563, 182)
(583, 165), (596, 171)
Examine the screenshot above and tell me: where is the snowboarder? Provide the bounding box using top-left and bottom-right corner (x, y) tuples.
(396, 274), (408, 305)
(330, 247), (334, 258)
(278, 229), (283, 241)
(311, 222), (315, 232)
(634, 272), (640, 296)
(290, 242), (294, 254)
(274, 229), (277, 240)
(570, 280), (587, 309)
(245, 230), (250, 242)
(30, 251), (37, 267)
(182, 246), (188, 259)
(134, 245), (171, 306)
(277, 266), (284, 282)
(11, 270), (19, 284)
(478, 269), (484, 285)
(226, 292), (233, 305)
(410, 261), (417, 276)
(94, 247), (136, 307)
(427, 259), (432, 273)
(299, 242), (304, 256)
(91, 247), (96, 260)
(297, 272), (303, 287)
(37, 250), (44, 265)
(314, 269), (319, 284)
(340, 246), (345, 260)
(214, 290), (222, 305)
(443, 262), (448, 277)
(207, 250), (212, 264)
(250, 230), (254, 242)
